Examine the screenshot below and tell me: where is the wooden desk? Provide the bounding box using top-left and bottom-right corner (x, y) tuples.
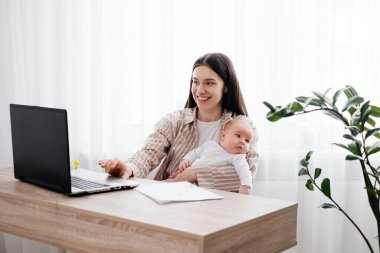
(0, 167), (297, 253)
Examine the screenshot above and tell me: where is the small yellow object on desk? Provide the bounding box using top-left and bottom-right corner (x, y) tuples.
(74, 160), (79, 170)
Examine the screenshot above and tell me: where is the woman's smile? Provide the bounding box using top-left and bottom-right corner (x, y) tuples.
(196, 96), (211, 102)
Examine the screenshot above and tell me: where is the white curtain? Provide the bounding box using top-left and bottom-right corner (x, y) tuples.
(1, 0), (379, 252)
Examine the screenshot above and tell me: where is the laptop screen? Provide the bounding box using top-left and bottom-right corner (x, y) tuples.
(10, 104), (72, 193)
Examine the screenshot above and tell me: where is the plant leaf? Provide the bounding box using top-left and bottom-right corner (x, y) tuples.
(360, 106), (372, 122)
(321, 178), (331, 198)
(367, 141), (380, 156)
(351, 109), (361, 122)
(283, 108), (296, 117)
(288, 102), (303, 112)
(332, 142), (360, 155)
(310, 98), (324, 106)
(365, 117), (376, 128)
(312, 91), (325, 99)
(300, 158), (309, 167)
(298, 168), (308, 176)
(304, 97), (324, 107)
(305, 179), (314, 191)
(370, 105), (380, 118)
(323, 88), (332, 96)
(312, 91), (331, 105)
(318, 203), (337, 209)
(342, 96), (364, 112)
(360, 100), (370, 114)
(360, 103), (372, 125)
(342, 134), (361, 145)
(323, 110), (345, 123)
(332, 143), (350, 151)
(266, 112), (282, 122)
(345, 154), (363, 161)
(333, 88), (343, 105)
(295, 96), (308, 103)
(347, 142), (360, 155)
(314, 168), (322, 180)
(345, 126), (361, 136)
(305, 151), (313, 161)
(266, 107), (287, 122)
(348, 107), (357, 116)
(304, 97), (313, 108)
(365, 127), (380, 139)
(263, 101), (276, 113)
(343, 85), (359, 98)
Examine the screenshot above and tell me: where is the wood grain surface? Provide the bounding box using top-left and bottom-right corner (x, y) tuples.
(0, 167), (297, 253)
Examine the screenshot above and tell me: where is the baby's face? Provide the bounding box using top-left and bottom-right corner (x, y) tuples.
(220, 120), (253, 154)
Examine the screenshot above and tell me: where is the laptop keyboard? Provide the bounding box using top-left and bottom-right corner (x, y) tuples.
(71, 176), (109, 190)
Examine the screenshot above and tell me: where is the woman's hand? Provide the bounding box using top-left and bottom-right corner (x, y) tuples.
(172, 166), (197, 183)
(98, 158), (132, 179)
(178, 159), (191, 173)
(238, 185), (252, 195)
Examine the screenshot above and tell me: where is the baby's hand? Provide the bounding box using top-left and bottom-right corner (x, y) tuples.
(238, 185), (252, 195)
(178, 159), (191, 173)
(165, 160), (192, 182)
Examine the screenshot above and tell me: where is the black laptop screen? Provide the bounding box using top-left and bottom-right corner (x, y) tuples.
(10, 104), (72, 193)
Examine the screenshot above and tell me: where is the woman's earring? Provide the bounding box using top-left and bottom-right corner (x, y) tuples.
(224, 88), (228, 93)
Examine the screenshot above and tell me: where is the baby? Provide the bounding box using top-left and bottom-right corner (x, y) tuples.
(176, 117), (254, 194)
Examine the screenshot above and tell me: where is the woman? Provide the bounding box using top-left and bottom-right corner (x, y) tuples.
(99, 53), (258, 192)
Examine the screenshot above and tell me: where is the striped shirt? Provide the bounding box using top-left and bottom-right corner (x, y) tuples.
(126, 107), (259, 192)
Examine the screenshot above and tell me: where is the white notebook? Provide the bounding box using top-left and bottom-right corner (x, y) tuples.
(135, 181), (223, 204)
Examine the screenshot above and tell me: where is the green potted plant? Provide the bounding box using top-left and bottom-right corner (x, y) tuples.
(263, 85), (380, 252)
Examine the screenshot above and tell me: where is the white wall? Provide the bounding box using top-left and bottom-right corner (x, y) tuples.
(0, 0), (13, 168)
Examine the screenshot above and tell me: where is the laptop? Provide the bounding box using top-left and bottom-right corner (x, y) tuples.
(9, 104), (139, 196)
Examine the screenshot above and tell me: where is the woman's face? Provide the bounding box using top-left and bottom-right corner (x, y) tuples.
(191, 65), (225, 114)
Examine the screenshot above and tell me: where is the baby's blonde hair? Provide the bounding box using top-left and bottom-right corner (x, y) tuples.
(222, 116), (252, 131)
